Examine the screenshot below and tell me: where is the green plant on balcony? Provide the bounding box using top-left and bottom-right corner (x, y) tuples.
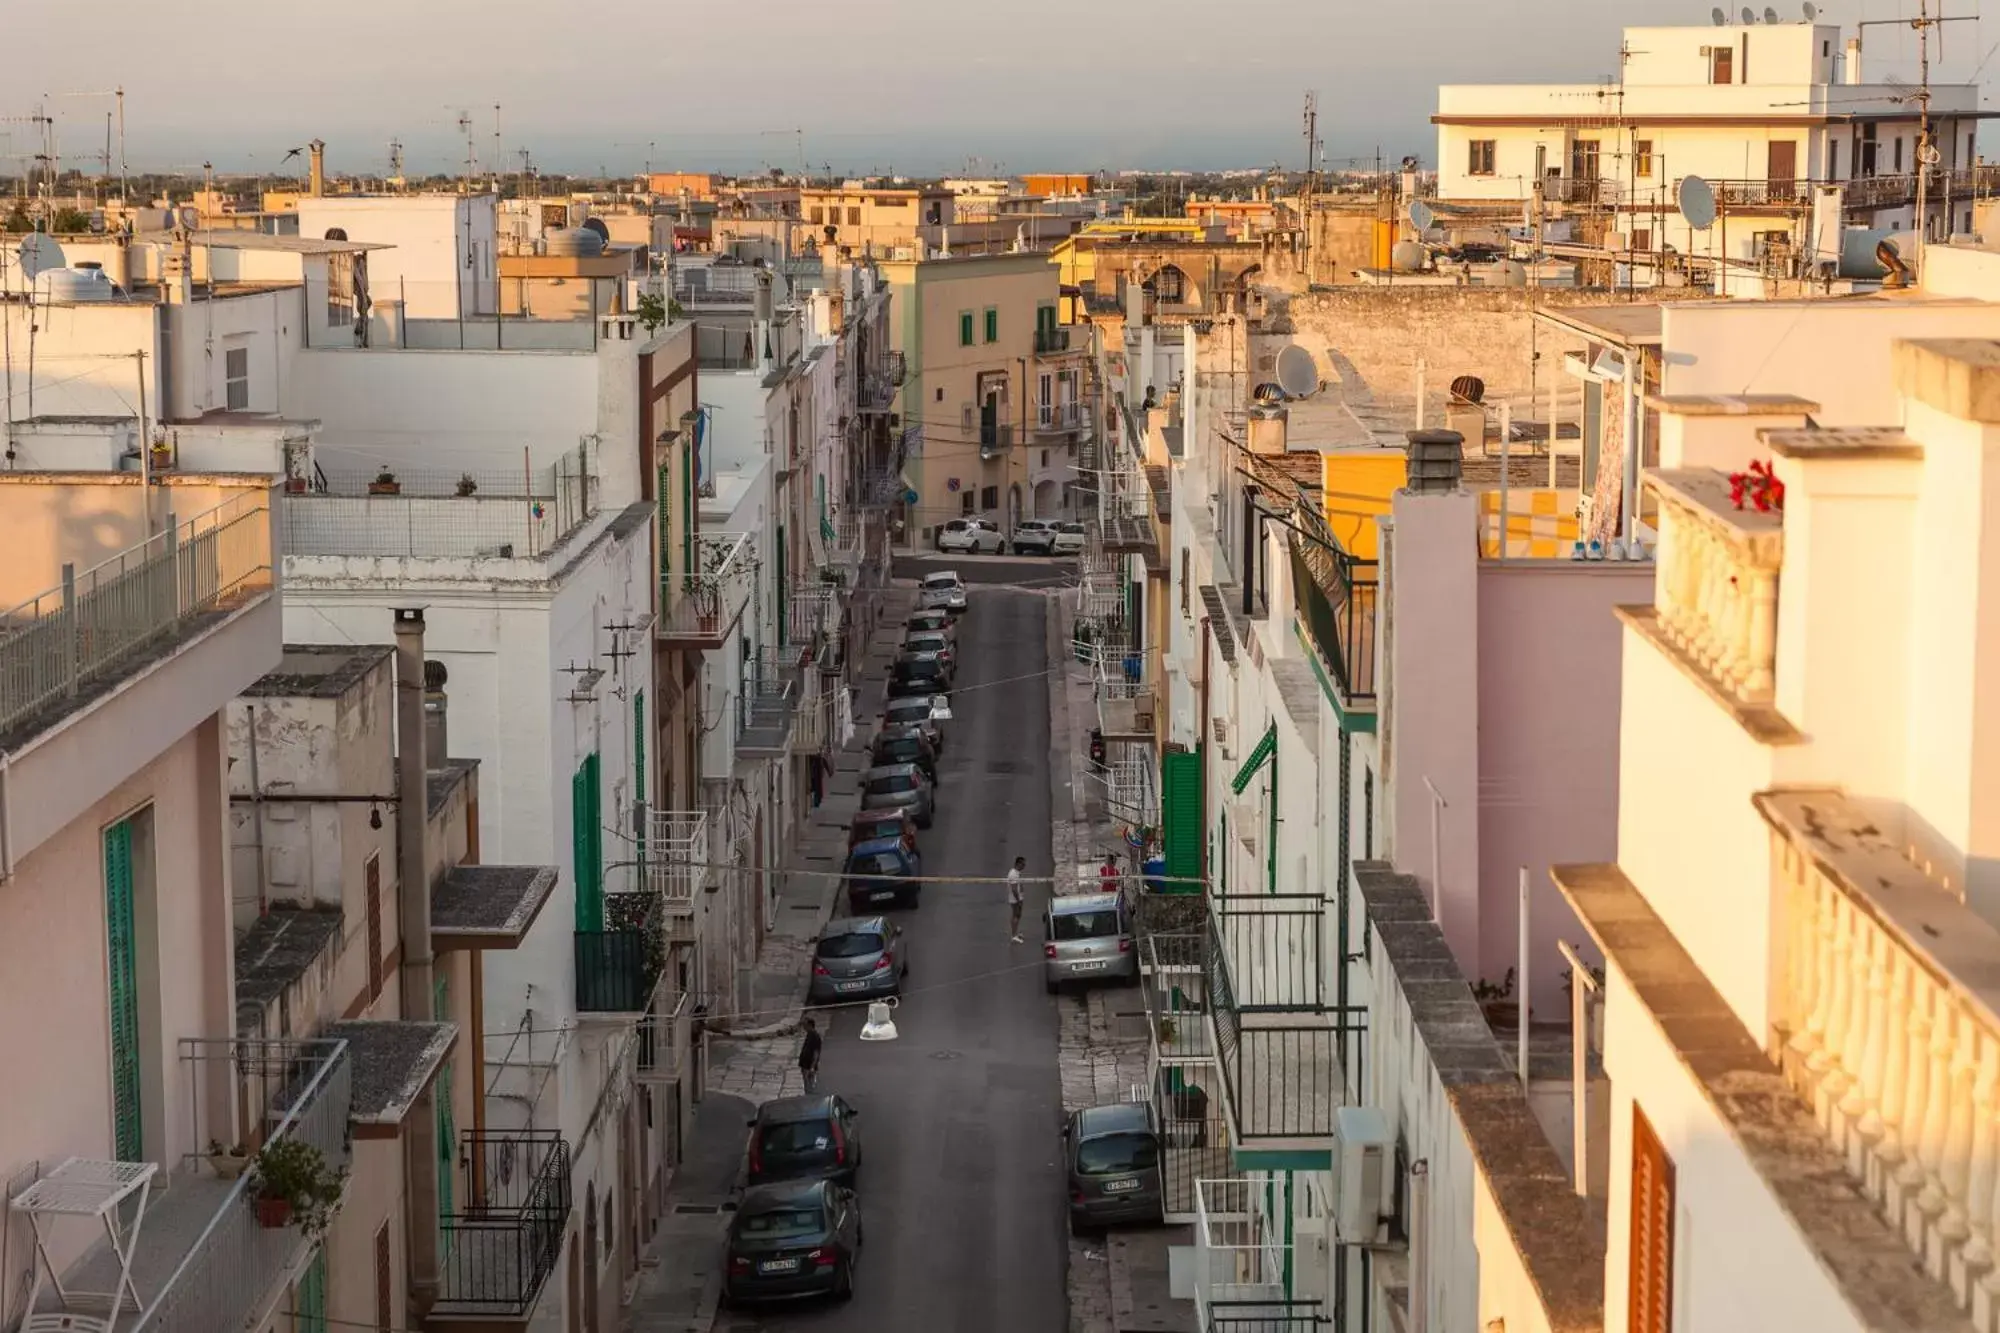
(250, 1137), (345, 1237)
(368, 467), (401, 496)
(1473, 967), (1518, 1030)
(605, 888), (667, 992)
(455, 472), (479, 497)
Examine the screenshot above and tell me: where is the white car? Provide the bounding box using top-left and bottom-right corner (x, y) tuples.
(1012, 519), (1059, 555)
(920, 571), (968, 613)
(936, 518), (1007, 554)
(1050, 522), (1086, 556)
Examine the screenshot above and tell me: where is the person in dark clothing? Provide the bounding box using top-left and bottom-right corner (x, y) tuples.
(798, 1016), (823, 1092)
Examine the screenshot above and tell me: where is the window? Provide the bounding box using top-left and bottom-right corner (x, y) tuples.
(1569, 139), (1601, 182)
(224, 346), (250, 411)
(1632, 227), (1652, 252)
(980, 484), (999, 510)
(1633, 139), (1653, 177)
(1969, 132), (1978, 165)
(1628, 1105), (1677, 1333)
(365, 854), (383, 1002)
(1181, 548), (1191, 615)
(846, 207), (860, 226)
(1074, 1132), (1159, 1175)
(573, 753), (604, 931)
(1152, 265), (1186, 302)
(935, 387), (944, 402)
(1894, 136), (1904, 172)
(817, 931), (890, 959)
(960, 491), (975, 515)
(1829, 139), (1841, 179)
(1467, 140), (1497, 176)
(1860, 123), (1879, 175)
(983, 307), (998, 343)
(375, 1224), (392, 1332)
(959, 311), (975, 347)
(810, 206), (824, 225)
(1710, 44), (1733, 83)
(1040, 448), (1049, 466)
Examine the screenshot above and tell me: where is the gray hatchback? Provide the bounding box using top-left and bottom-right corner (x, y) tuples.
(808, 916), (908, 1004)
(861, 762), (935, 828)
(1064, 1102), (1165, 1231)
(1043, 892), (1137, 991)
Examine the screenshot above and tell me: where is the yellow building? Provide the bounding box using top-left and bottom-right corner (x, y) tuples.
(879, 251), (1089, 535)
(797, 185), (954, 257)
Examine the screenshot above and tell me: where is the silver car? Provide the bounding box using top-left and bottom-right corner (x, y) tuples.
(920, 572), (968, 613)
(808, 916), (908, 1004)
(903, 630), (955, 671)
(1064, 1102), (1165, 1231)
(1043, 892), (1137, 992)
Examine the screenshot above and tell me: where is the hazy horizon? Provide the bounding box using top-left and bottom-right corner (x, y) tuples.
(11, 0), (1992, 183)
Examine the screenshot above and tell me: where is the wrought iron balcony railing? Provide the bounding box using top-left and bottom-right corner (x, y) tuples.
(435, 1131), (572, 1317)
(647, 809), (710, 908)
(575, 887), (661, 1013)
(1205, 911), (1342, 1144)
(1035, 327), (1073, 355)
(1289, 527), (1378, 704)
(658, 531), (755, 647)
(1036, 401), (1085, 433)
(1192, 1177), (1330, 1333)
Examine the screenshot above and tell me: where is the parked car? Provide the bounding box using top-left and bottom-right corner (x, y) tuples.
(1012, 519), (1059, 555)
(723, 1180), (863, 1307)
(746, 1094), (864, 1188)
(890, 652), (952, 699)
(870, 725), (939, 782)
(809, 915), (908, 1003)
(904, 609), (957, 642)
(880, 694), (950, 752)
(902, 630), (955, 671)
(848, 807), (918, 853)
(1043, 892), (1137, 992)
(844, 837), (924, 909)
(1051, 522), (1086, 556)
(1063, 1102), (1165, 1231)
(936, 518), (1006, 554)
(920, 571), (969, 613)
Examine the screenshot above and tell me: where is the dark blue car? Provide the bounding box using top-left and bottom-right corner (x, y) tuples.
(845, 837), (922, 911)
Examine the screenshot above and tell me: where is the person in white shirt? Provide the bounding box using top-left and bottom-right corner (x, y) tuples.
(1007, 857), (1026, 943)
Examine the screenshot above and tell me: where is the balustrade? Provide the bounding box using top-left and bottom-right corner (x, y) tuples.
(1647, 470), (1783, 705)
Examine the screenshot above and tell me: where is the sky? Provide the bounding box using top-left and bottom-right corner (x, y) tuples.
(9, 0), (1994, 180)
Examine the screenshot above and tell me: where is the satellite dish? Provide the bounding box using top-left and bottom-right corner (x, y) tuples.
(1275, 345), (1319, 399)
(1712, 5), (1728, 21)
(177, 206), (199, 232)
(1409, 199), (1436, 232)
(1741, 6), (1756, 21)
(18, 233), (66, 283)
(1764, 7), (1780, 23)
(1678, 175), (1718, 231)
(1802, 1), (1817, 19)
(580, 216), (610, 245)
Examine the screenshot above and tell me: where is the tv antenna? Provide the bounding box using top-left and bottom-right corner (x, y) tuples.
(450, 109), (477, 188)
(1859, 0), (1975, 254)
(1302, 91), (1320, 203)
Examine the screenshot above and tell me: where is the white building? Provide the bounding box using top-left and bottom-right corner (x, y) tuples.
(298, 194), (499, 320)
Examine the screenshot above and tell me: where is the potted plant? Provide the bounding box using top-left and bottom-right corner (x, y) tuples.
(149, 438), (173, 470)
(1474, 967), (1519, 1030)
(368, 468), (401, 496)
(283, 474), (308, 495)
(1156, 1016), (1179, 1046)
(206, 1139), (252, 1180)
(455, 473), (479, 497)
(250, 1137), (344, 1235)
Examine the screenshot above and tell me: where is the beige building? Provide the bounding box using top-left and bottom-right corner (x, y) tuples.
(799, 184), (954, 258)
(880, 251), (1087, 535)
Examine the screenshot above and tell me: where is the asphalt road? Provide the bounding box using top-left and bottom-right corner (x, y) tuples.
(732, 586), (1069, 1333)
(891, 551), (1078, 591)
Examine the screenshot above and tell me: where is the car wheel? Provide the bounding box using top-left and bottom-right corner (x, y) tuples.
(997, 540), (1008, 554)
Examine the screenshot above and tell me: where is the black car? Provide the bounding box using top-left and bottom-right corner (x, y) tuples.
(870, 724), (938, 781)
(890, 651), (952, 698)
(723, 1179), (863, 1306)
(746, 1093), (864, 1188)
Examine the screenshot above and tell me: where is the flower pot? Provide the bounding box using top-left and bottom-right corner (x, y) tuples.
(210, 1152), (252, 1181)
(255, 1195), (293, 1228)
(368, 481), (401, 496)
(284, 478), (308, 495)
(1482, 999), (1520, 1030)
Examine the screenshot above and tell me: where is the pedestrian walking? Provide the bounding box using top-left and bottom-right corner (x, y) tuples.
(1008, 856), (1027, 943)
(798, 1016), (823, 1093)
(1099, 853), (1121, 885)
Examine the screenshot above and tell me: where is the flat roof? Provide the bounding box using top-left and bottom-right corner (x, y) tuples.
(431, 864), (559, 950)
(235, 907), (343, 1012)
(184, 229), (390, 255)
(241, 644), (392, 700)
(1535, 303), (1663, 348)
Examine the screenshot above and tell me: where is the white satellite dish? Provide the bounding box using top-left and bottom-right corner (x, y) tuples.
(18, 233), (66, 283)
(1802, 1), (1817, 20)
(1712, 5), (1728, 21)
(1409, 199), (1436, 232)
(1678, 175), (1718, 231)
(1275, 345), (1319, 399)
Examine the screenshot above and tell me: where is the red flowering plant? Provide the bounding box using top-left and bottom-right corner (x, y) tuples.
(1728, 459), (1785, 513)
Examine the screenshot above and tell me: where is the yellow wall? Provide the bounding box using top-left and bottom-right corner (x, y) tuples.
(1318, 452), (1407, 559)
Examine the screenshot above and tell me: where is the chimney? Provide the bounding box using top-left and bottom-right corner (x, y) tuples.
(392, 607), (441, 1318)
(1247, 397), (1289, 456)
(1405, 429), (1464, 493)
(423, 659), (449, 761)
(1844, 37), (1863, 84)
(308, 139), (327, 198)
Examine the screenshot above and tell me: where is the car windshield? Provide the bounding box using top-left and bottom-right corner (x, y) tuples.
(849, 852), (907, 876)
(738, 1207), (824, 1238)
(897, 662), (942, 681)
(817, 932), (886, 959)
(907, 636), (946, 653)
(854, 818), (902, 840)
(884, 701), (929, 722)
(865, 774), (916, 797)
(876, 737), (924, 762)
(1052, 910), (1121, 940)
(907, 616), (947, 632)
(923, 576), (961, 590)
(1060, 523), (1084, 534)
(1076, 1131), (1158, 1175)
(758, 1119), (835, 1161)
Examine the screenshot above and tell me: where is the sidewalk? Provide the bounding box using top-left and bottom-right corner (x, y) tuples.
(625, 1091), (754, 1331)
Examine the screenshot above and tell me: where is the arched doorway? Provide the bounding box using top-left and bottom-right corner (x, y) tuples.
(583, 1181), (600, 1330)
(1151, 263), (1188, 303)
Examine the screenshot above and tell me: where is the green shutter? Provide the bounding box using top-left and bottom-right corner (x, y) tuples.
(436, 1051), (456, 1262)
(1230, 724), (1278, 794)
(296, 1246), (327, 1333)
(104, 820), (142, 1162)
(657, 463), (672, 582)
(959, 312), (974, 347)
(634, 691), (647, 870)
(984, 308), (998, 343)
(574, 754), (604, 931)
(776, 524), (788, 643)
(1160, 746), (1203, 893)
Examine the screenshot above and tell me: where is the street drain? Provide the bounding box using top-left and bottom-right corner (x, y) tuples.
(675, 1203), (721, 1214)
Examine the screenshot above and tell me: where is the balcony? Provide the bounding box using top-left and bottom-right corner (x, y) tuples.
(0, 489), (275, 748)
(19, 1038), (352, 1333)
(979, 422), (1015, 461)
(1099, 482), (1158, 559)
(433, 1131), (572, 1319)
(1289, 529), (1378, 708)
(284, 447), (599, 562)
(1139, 930), (1232, 1217)
(738, 647), (801, 757)
(657, 531), (755, 649)
(786, 581), (841, 648)
(575, 887), (661, 1013)
(1205, 900), (1341, 1150)
(1092, 639), (1157, 744)
(636, 986), (692, 1084)
(1191, 1177), (1330, 1333)
(1035, 327), (1073, 356)
(647, 809), (711, 933)
(1035, 401), (1086, 435)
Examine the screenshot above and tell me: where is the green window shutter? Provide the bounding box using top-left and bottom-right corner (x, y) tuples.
(103, 820), (142, 1162)
(959, 312), (974, 347)
(776, 524), (788, 642)
(295, 1246), (328, 1333)
(436, 1057), (456, 1262)
(574, 755), (605, 931)
(1160, 746), (1203, 892)
(1230, 724), (1278, 794)
(634, 691), (647, 868)
(657, 463), (672, 582)
(984, 308), (998, 343)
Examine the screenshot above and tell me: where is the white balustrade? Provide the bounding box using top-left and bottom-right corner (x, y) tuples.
(1646, 470), (1784, 705)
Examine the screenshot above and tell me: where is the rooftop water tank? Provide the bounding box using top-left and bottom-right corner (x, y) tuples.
(41, 266), (120, 303)
(1390, 240), (1428, 272)
(546, 226), (606, 258)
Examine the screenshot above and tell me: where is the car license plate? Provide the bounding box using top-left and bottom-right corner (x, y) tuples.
(1103, 1178), (1140, 1193)
(835, 980), (869, 992)
(871, 889), (896, 902)
(760, 1257), (800, 1273)
(1071, 960), (1107, 972)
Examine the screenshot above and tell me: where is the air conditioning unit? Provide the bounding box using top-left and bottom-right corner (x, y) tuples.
(1333, 1106), (1393, 1244)
(1212, 717), (1232, 757)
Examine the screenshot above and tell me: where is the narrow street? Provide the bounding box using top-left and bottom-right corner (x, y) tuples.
(724, 583), (1069, 1332)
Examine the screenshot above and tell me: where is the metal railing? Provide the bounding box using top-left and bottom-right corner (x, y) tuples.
(739, 649), (799, 752)
(636, 986), (691, 1080)
(647, 810), (710, 906)
(858, 372), (898, 413)
(0, 491), (274, 741)
(131, 1038), (351, 1333)
(1206, 925), (1342, 1142)
(575, 886), (661, 1013)
(1035, 327), (1072, 355)
(1193, 1177), (1330, 1333)
(1143, 931), (1215, 1064)
(1036, 401), (1085, 432)
(1209, 894), (1327, 1013)
(787, 581), (840, 647)
(659, 531), (755, 641)
(1289, 535), (1377, 703)
(980, 422), (1014, 459)
(436, 1131), (572, 1316)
